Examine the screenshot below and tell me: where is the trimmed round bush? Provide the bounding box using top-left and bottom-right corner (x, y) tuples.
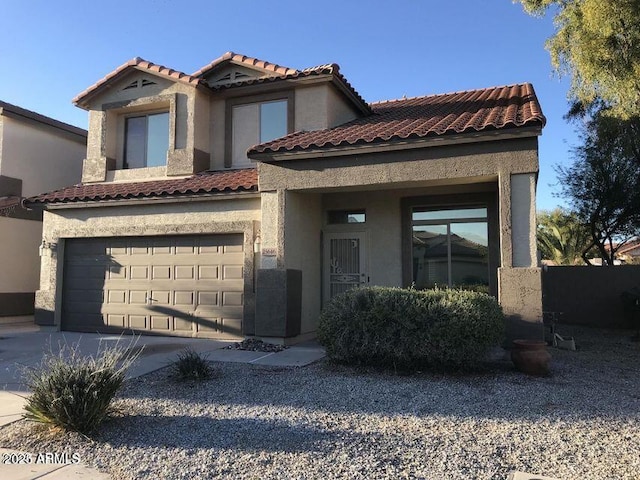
(317, 286), (504, 370)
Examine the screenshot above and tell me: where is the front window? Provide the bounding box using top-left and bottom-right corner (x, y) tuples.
(412, 207), (489, 291)
(124, 112), (169, 169)
(232, 99), (287, 167)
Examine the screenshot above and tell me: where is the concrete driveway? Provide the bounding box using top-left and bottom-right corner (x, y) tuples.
(0, 321), (325, 427)
(0, 320), (325, 479)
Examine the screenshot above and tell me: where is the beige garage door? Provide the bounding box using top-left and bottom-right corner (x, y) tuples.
(62, 234), (244, 338)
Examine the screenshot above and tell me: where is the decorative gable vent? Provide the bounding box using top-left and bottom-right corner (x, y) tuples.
(210, 70), (256, 87)
(122, 80), (139, 91)
(121, 78), (158, 92)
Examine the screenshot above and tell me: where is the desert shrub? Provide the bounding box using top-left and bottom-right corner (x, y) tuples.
(169, 348), (214, 381)
(23, 340), (140, 434)
(317, 286), (504, 371)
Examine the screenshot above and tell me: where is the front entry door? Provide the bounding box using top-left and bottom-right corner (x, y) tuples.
(323, 232), (368, 305)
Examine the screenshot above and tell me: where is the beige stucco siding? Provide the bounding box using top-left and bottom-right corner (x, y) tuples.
(322, 190), (403, 287)
(294, 84), (360, 132)
(295, 86), (329, 131)
(0, 217), (42, 293)
(1, 116), (86, 197)
(82, 72), (211, 182)
(326, 86), (360, 127)
(283, 191), (322, 334)
(209, 99), (226, 170)
(258, 137), (539, 193)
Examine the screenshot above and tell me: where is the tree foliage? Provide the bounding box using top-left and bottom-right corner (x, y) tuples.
(517, 0), (640, 118)
(537, 208), (593, 265)
(557, 110), (640, 265)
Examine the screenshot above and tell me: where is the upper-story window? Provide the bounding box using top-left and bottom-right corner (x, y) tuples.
(230, 98), (289, 168)
(124, 111), (169, 169)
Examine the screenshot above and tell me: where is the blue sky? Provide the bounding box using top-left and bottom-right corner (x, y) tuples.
(0, 0), (575, 210)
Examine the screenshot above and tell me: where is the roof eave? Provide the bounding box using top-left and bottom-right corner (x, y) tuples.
(330, 74), (371, 115)
(249, 125), (543, 162)
(27, 189), (260, 210)
(0, 102), (87, 139)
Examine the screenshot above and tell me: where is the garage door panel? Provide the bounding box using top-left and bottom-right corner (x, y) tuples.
(151, 316), (171, 330)
(174, 265), (195, 280)
(173, 317), (193, 331)
(197, 291), (219, 306)
(129, 315), (147, 329)
(130, 265), (149, 280)
(106, 314), (126, 328)
(152, 266), (171, 280)
(174, 291), (195, 306)
(62, 234), (244, 338)
(106, 290), (127, 304)
(198, 265), (219, 280)
(222, 265), (243, 280)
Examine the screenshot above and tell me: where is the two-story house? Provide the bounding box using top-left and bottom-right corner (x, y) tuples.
(0, 102), (86, 317)
(27, 52), (545, 343)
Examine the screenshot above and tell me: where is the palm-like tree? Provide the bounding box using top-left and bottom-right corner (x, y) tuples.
(537, 208), (594, 265)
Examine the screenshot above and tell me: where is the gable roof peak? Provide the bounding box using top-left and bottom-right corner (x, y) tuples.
(73, 57), (205, 109)
(192, 52), (298, 79)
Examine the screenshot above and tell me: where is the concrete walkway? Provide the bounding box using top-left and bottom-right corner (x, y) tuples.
(0, 323), (325, 479)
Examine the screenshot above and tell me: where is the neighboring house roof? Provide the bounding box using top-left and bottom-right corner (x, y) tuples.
(192, 51), (298, 79)
(0, 196), (21, 216)
(0, 101), (87, 139)
(617, 239), (640, 256)
(73, 57), (207, 108)
(27, 169), (258, 206)
(249, 83), (545, 157)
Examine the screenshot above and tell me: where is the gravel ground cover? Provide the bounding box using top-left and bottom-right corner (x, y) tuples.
(1, 325), (639, 479)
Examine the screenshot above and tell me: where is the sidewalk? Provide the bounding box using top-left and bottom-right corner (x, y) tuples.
(0, 324), (325, 479)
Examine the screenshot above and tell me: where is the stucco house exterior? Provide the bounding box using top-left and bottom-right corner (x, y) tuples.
(27, 52), (546, 342)
(0, 102), (86, 316)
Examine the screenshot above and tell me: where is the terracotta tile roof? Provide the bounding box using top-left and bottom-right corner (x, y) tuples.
(249, 83), (546, 156)
(73, 58), (206, 108)
(27, 169), (258, 206)
(193, 51), (298, 78)
(208, 63), (370, 114)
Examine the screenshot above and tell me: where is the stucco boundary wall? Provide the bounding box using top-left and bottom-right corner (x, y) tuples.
(542, 265), (640, 328)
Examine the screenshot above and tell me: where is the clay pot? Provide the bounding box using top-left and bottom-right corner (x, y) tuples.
(511, 340), (551, 376)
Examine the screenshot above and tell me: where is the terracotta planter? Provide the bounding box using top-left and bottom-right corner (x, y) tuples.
(511, 340), (551, 376)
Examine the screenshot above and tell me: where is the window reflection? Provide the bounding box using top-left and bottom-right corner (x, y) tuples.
(412, 207), (489, 292)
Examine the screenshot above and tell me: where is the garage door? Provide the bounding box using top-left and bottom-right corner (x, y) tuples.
(62, 234), (244, 338)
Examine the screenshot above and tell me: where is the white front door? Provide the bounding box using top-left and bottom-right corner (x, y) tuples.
(323, 232), (368, 305)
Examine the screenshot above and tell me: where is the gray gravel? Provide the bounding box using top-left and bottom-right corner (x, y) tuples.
(1, 325), (639, 479)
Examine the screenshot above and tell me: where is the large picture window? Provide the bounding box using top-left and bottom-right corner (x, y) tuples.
(231, 99), (288, 167)
(124, 112), (169, 169)
(412, 206), (489, 291)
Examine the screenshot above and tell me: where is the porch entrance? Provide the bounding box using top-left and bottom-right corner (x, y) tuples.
(323, 231), (368, 305)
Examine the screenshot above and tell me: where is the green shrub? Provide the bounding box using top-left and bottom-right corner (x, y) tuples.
(169, 348), (214, 381)
(317, 286), (504, 371)
(23, 341), (140, 434)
